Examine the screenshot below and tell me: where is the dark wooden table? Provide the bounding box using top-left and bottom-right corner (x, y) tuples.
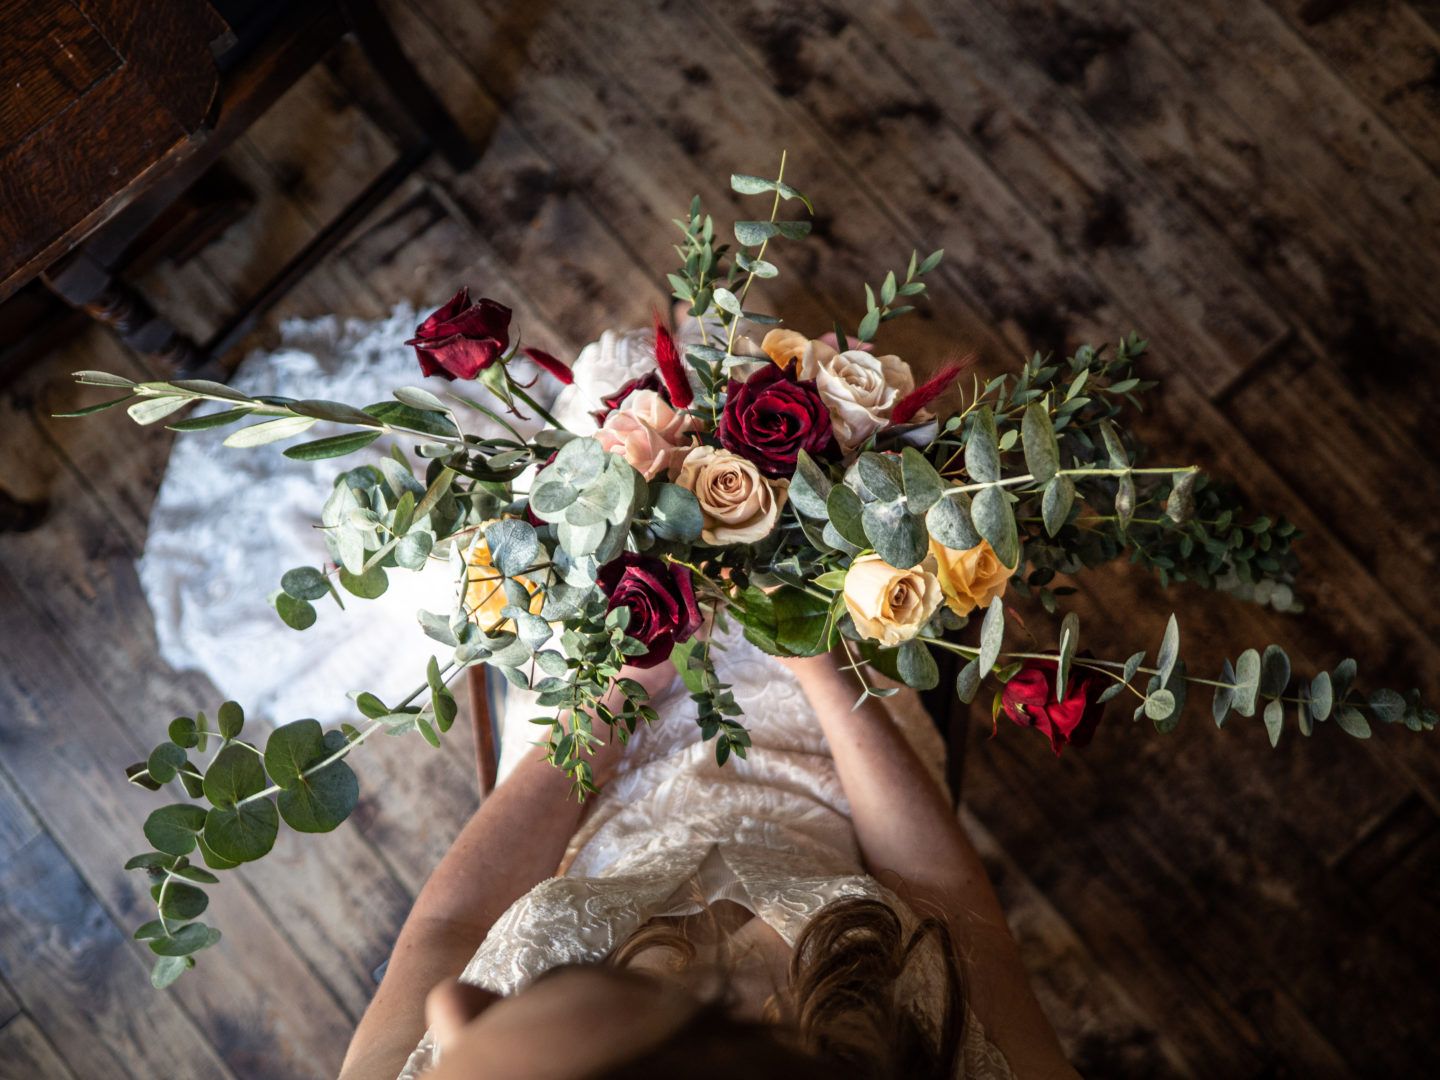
(0, 0), (227, 301)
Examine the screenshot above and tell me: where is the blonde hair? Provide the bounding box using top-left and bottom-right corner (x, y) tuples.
(605, 896), (966, 1079)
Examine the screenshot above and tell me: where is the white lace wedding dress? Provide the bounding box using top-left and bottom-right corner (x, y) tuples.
(139, 316), (1014, 1079)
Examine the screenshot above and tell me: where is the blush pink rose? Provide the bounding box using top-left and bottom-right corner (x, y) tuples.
(593, 389), (697, 480)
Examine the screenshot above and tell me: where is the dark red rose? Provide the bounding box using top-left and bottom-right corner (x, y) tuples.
(405, 288), (512, 380)
(717, 364), (834, 478)
(596, 553), (702, 668)
(521, 346), (574, 385)
(1000, 658), (1105, 755)
(591, 372), (664, 426)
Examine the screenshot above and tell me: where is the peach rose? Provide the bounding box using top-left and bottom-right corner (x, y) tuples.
(593, 389), (697, 480)
(842, 553), (943, 646)
(816, 349), (915, 451)
(761, 328), (836, 381)
(675, 444), (789, 545)
(928, 537), (1013, 616)
(464, 527), (543, 632)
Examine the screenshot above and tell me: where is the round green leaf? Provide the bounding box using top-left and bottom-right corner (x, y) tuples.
(264, 719), (326, 790)
(857, 453), (903, 502)
(896, 640), (939, 690)
(275, 592), (317, 630)
(826, 484), (868, 549)
(143, 804), (208, 857)
(955, 658), (982, 704)
(196, 832), (241, 871)
(1232, 649), (1261, 717)
(485, 519), (540, 578)
(1259, 644), (1291, 699)
(1042, 475), (1075, 537)
(125, 852), (178, 872)
(970, 486), (1018, 569)
(1021, 401), (1059, 483)
(217, 701), (244, 740)
(339, 564), (389, 599)
(927, 492), (982, 551)
(203, 799), (279, 862)
(281, 567), (330, 601)
(1309, 671), (1333, 722)
(167, 716), (198, 749)
(153, 881), (208, 921)
(650, 483), (704, 542)
(1335, 706), (1372, 739)
(964, 407), (1001, 483)
(148, 923), (222, 957)
(151, 954), (189, 989)
(1263, 699), (1284, 748)
(1144, 689), (1176, 722)
(395, 531), (434, 571)
(146, 743), (186, 785)
(276, 760), (358, 834)
(863, 502), (928, 569)
(202, 744), (266, 809)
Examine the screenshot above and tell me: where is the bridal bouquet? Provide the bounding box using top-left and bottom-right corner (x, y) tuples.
(64, 161), (1435, 987)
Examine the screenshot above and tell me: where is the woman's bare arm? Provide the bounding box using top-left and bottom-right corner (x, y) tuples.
(780, 649), (1079, 1080)
(338, 664), (670, 1080)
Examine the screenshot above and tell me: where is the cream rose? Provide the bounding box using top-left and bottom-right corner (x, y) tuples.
(593, 389), (696, 480)
(842, 553), (943, 646)
(675, 445), (789, 545)
(928, 538), (1013, 616)
(816, 350), (914, 450)
(761, 328), (836, 381)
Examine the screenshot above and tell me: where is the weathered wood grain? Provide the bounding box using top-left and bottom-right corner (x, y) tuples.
(0, 763), (236, 1080)
(0, 0), (120, 147)
(1115, 0), (1440, 320)
(963, 808), (1198, 1078)
(1264, 0), (1440, 175)
(0, 1015), (80, 1080)
(704, 0), (1287, 389)
(983, 0), (1440, 378)
(1222, 339), (1440, 643)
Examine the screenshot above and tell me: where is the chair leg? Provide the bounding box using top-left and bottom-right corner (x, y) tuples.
(338, 0), (479, 172)
(468, 665), (499, 798)
(42, 251), (202, 370)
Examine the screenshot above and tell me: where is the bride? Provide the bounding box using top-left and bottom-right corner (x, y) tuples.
(335, 620), (1079, 1079)
(325, 324), (1080, 1080)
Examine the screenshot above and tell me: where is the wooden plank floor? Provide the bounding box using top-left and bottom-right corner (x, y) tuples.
(2, 1), (1438, 1076)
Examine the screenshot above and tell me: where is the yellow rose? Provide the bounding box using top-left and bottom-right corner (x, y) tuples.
(928, 538), (1012, 616)
(464, 526), (543, 632)
(842, 553), (943, 646)
(675, 445), (788, 545)
(761, 328), (835, 381)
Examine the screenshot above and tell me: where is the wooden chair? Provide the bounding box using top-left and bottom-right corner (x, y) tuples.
(0, 0), (478, 380)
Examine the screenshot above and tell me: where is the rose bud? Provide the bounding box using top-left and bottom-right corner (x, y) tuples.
(406, 287), (512, 380)
(1000, 658), (1106, 755)
(596, 553), (703, 668)
(717, 364), (835, 479)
